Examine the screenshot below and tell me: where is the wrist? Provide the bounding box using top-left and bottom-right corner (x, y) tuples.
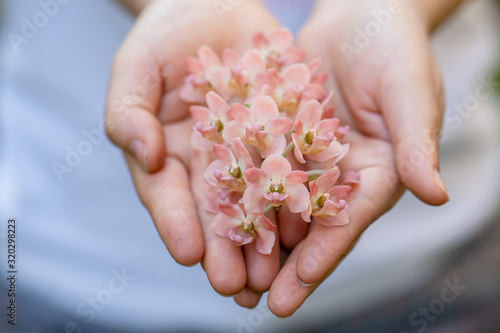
(413, 0), (465, 32)
(311, 0), (464, 33)
(119, 0), (155, 15)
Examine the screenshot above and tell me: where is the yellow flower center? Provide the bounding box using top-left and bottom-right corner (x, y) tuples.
(304, 129), (317, 145)
(316, 193), (330, 208)
(228, 163), (242, 179)
(269, 180), (284, 193)
(211, 118), (224, 132)
(241, 218), (255, 232)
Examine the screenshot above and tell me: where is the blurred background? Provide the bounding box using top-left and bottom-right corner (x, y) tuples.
(0, 0), (499, 332)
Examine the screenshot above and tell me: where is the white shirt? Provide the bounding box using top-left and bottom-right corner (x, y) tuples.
(0, 0), (499, 332)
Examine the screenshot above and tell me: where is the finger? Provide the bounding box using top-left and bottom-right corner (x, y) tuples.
(243, 225), (280, 293)
(277, 205), (308, 250)
(106, 44), (165, 173)
(267, 240), (311, 317)
(380, 49), (449, 205)
(124, 152), (204, 266)
(234, 287), (262, 309)
(295, 132), (404, 284)
(269, 167), (403, 317)
(190, 150), (247, 296)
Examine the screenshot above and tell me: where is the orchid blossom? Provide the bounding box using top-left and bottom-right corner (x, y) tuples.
(212, 203), (276, 255)
(223, 96), (293, 158)
(243, 154), (309, 214)
(180, 28), (359, 254)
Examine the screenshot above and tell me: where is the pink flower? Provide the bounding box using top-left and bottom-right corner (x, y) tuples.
(190, 91), (232, 149)
(243, 154), (310, 214)
(221, 49), (266, 101)
(292, 100), (349, 164)
(301, 167), (360, 226)
(257, 64), (324, 115)
(212, 203), (276, 255)
(223, 96), (293, 158)
(253, 28), (306, 70)
(180, 46), (227, 103)
(204, 138), (254, 203)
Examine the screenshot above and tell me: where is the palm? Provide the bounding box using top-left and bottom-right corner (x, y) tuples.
(265, 2), (447, 316)
(109, 0), (284, 304)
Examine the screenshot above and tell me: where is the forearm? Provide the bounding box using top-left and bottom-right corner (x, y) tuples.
(118, 0), (154, 14)
(416, 0), (466, 32)
(312, 0), (466, 33)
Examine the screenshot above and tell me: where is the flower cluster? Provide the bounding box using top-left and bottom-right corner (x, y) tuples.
(181, 28), (360, 255)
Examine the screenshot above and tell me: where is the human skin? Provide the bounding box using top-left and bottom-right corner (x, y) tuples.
(109, 0), (463, 317)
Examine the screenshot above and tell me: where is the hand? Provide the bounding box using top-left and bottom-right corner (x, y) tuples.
(266, 0), (449, 317)
(105, 0), (282, 304)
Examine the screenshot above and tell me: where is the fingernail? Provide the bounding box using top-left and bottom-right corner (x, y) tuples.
(298, 279), (315, 287)
(129, 139), (149, 172)
(433, 170), (449, 201)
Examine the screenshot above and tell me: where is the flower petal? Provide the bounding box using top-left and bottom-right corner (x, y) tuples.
(228, 228), (255, 246)
(190, 105), (213, 124)
(268, 117), (293, 136)
(242, 183), (268, 212)
(204, 159), (226, 187)
(266, 28), (293, 52)
(328, 186), (352, 202)
(261, 154), (291, 180)
(314, 209), (349, 227)
(206, 91), (230, 119)
(339, 170), (361, 185)
(294, 100), (323, 133)
(260, 134), (286, 158)
(229, 103), (253, 124)
(315, 118), (340, 136)
(292, 133), (306, 164)
(179, 83), (205, 104)
(231, 137), (253, 169)
(212, 143), (234, 165)
(283, 170), (309, 185)
(222, 120), (246, 142)
(206, 67), (232, 100)
(190, 131), (215, 151)
(241, 50), (266, 76)
(315, 167), (340, 194)
(250, 95), (279, 125)
(198, 46), (221, 68)
(281, 63), (311, 87)
(244, 167), (268, 185)
(222, 48), (240, 69)
(219, 203), (246, 220)
(255, 216), (276, 255)
(212, 212), (239, 238)
(284, 183), (310, 214)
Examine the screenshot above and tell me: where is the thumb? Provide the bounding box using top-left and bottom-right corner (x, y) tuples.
(381, 55), (449, 205)
(105, 45), (165, 173)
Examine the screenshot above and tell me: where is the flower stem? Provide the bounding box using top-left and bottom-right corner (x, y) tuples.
(282, 141), (295, 157)
(307, 169), (326, 182)
(263, 205), (274, 215)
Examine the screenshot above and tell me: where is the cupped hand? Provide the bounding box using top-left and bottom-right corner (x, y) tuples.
(105, 0), (282, 303)
(267, 0), (449, 317)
